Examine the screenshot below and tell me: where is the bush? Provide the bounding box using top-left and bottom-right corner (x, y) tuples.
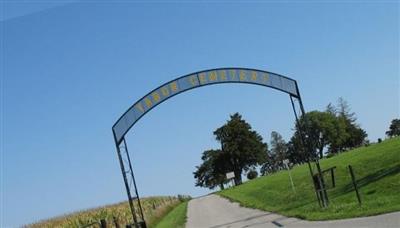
(177, 194), (191, 202)
(247, 170), (258, 180)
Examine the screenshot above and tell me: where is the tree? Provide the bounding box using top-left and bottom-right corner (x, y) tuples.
(326, 103), (337, 115)
(193, 149), (230, 190)
(386, 119), (400, 137)
(287, 98), (368, 162)
(286, 133), (309, 165)
(342, 123), (367, 149)
(327, 115), (348, 154)
(270, 131), (288, 164)
(336, 97), (367, 150)
(296, 111), (343, 158)
(260, 131), (288, 174)
(337, 97), (356, 123)
(213, 113), (268, 185)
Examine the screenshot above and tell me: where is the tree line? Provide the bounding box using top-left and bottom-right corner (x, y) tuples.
(193, 98), (399, 190)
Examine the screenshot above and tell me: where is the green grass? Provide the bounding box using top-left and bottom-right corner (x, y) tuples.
(218, 137), (400, 220)
(154, 201), (189, 228)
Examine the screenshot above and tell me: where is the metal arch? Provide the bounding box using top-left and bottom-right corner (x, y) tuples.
(112, 67), (300, 145)
(112, 67), (328, 227)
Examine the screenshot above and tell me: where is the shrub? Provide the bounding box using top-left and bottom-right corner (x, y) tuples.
(177, 194), (191, 202)
(247, 170), (258, 180)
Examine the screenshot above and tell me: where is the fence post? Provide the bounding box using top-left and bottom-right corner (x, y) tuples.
(100, 219), (107, 228)
(315, 162), (329, 207)
(348, 165), (362, 205)
(113, 216), (120, 228)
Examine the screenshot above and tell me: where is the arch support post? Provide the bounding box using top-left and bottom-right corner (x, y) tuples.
(290, 93), (329, 208)
(114, 137), (147, 228)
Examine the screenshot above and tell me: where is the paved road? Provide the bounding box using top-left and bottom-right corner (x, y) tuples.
(186, 194), (400, 228)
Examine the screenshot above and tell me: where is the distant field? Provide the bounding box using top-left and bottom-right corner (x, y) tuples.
(26, 196), (180, 228)
(219, 137), (400, 220)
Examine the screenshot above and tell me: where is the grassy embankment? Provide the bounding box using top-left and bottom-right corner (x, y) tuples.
(154, 201), (189, 228)
(218, 137), (400, 220)
(27, 196), (181, 228)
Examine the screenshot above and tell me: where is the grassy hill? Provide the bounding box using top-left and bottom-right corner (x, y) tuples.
(26, 196), (182, 228)
(218, 137), (400, 220)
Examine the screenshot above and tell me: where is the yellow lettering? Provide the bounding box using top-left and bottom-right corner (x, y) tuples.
(263, 73), (269, 82)
(199, 73), (207, 84)
(229, 70), (236, 80)
(135, 103), (144, 112)
(239, 70), (247, 81)
(145, 98), (152, 108)
(152, 92), (160, 103)
(251, 71), (257, 81)
(170, 81), (178, 92)
(219, 70), (227, 80)
(189, 76), (197, 86)
(161, 87), (169, 96)
(209, 71), (217, 81)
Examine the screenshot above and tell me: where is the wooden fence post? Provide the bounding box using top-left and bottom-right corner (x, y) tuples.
(100, 219), (107, 228)
(113, 216), (120, 228)
(348, 165), (362, 205)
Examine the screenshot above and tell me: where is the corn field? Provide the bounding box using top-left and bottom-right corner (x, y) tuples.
(25, 196), (184, 228)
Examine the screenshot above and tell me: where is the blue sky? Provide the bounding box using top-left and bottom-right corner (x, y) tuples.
(2, 1), (399, 227)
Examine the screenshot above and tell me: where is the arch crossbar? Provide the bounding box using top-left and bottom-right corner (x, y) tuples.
(112, 68), (299, 145)
(111, 67), (328, 228)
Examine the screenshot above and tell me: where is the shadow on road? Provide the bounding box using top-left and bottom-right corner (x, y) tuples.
(209, 213), (272, 228)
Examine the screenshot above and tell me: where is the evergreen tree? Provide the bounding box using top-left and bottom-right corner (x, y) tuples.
(194, 113), (268, 187)
(270, 131), (287, 168)
(214, 113), (268, 185)
(336, 97), (367, 150)
(193, 149), (230, 190)
(386, 119), (400, 137)
(286, 133), (309, 164)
